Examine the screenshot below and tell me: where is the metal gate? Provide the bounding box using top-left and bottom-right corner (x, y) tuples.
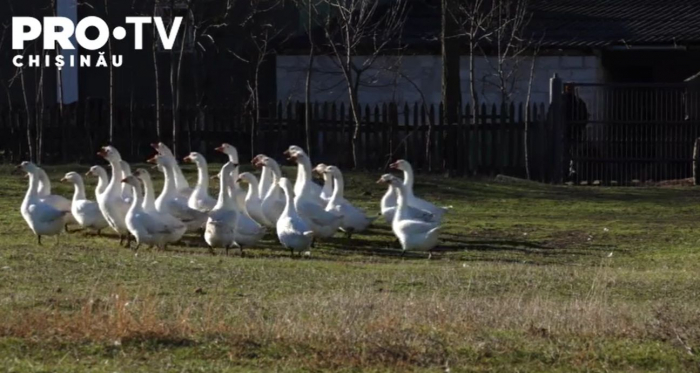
(563, 82), (700, 185)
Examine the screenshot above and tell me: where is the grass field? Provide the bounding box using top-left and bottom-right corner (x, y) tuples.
(1, 163), (700, 372)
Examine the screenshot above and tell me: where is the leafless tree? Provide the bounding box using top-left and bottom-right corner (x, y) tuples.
(313, 0), (408, 169)
(455, 0), (494, 122)
(480, 0), (534, 106)
(293, 0), (318, 155)
(242, 0), (289, 158)
(103, 0), (115, 143)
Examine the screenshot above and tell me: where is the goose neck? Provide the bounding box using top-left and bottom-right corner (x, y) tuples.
(323, 173), (333, 194)
(281, 185), (296, 214)
(245, 178), (259, 200)
(402, 166), (414, 191)
(141, 178), (157, 211)
(107, 158), (123, 193)
(128, 183), (144, 213)
(194, 160), (209, 191)
(394, 184), (408, 215)
(330, 172), (344, 202)
(72, 178), (87, 201)
(259, 167), (271, 192)
(161, 162), (178, 197)
(24, 173), (39, 204)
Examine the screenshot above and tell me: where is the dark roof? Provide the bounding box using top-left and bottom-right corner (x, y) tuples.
(529, 0), (700, 47)
(283, 0), (700, 53)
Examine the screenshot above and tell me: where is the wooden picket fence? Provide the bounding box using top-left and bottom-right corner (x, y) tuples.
(0, 100), (554, 180)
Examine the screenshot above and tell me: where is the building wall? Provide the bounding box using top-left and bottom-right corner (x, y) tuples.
(277, 55), (603, 106)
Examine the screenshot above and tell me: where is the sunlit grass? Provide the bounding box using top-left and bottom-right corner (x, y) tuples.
(0, 163), (699, 371)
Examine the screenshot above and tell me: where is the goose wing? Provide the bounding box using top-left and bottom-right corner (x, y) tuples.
(396, 219), (440, 235)
(297, 200), (342, 226)
(167, 198), (206, 223)
(29, 203), (67, 223)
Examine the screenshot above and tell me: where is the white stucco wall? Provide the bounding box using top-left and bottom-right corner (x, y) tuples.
(276, 55), (603, 107)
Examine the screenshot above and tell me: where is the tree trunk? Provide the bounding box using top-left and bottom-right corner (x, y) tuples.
(304, 0), (314, 156)
(442, 0), (461, 124)
(441, 0), (461, 173)
(19, 66), (34, 162)
(153, 5), (161, 139)
(305, 44), (314, 157)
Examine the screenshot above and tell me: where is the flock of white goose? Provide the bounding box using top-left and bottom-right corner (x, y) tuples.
(17, 143), (450, 258)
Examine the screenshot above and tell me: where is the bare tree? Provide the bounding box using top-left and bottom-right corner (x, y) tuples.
(242, 0), (289, 158)
(480, 0), (534, 106)
(313, 0), (408, 169)
(103, 0), (115, 143)
(294, 0), (317, 155)
(152, 2), (162, 139)
(442, 0), (461, 173)
(442, 0), (461, 125)
(455, 0), (494, 122)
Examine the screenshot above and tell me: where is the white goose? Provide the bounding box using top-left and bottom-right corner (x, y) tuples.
(276, 177), (314, 256)
(214, 143), (247, 208)
(119, 160), (134, 204)
(380, 183), (436, 225)
(33, 165), (77, 229)
(96, 146), (132, 245)
(378, 174), (441, 258)
(149, 154), (207, 232)
(61, 171), (109, 234)
(216, 165), (266, 255)
(284, 145), (324, 201)
(183, 152), (217, 212)
(86, 165), (109, 200)
(122, 175), (182, 251)
(323, 165), (376, 238)
(150, 142), (193, 198)
(314, 163), (348, 204)
(389, 159), (450, 220)
(237, 172), (271, 227)
(289, 151), (343, 239)
(252, 154), (273, 202)
(18, 162), (68, 245)
(287, 147), (325, 207)
(133, 168), (186, 245)
(257, 156), (285, 226)
(314, 163), (334, 201)
(204, 162), (239, 255)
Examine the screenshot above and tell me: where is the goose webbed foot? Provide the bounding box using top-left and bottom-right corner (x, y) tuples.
(37, 235), (42, 246)
(64, 224), (71, 233)
(311, 238), (316, 248)
(239, 246), (245, 258)
(209, 246), (216, 256)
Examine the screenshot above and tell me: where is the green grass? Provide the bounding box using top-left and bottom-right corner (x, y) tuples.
(1, 163), (700, 372)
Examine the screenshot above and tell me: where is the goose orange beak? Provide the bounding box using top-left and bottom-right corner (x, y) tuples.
(120, 177), (128, 183)
(150, 143), (159, 150)
(183, 155), (192, 163)
(376, 178), (385, 184)
(60, 177), (67, 182)
(215, 145), (225, 153)
(146, 156), (158, 164)
(97, 149), (108, 157)
(389, 161), (399, 169)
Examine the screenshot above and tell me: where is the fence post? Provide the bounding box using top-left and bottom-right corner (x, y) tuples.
(694, 138), (700, 185)
(549, 73), (564, 183)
